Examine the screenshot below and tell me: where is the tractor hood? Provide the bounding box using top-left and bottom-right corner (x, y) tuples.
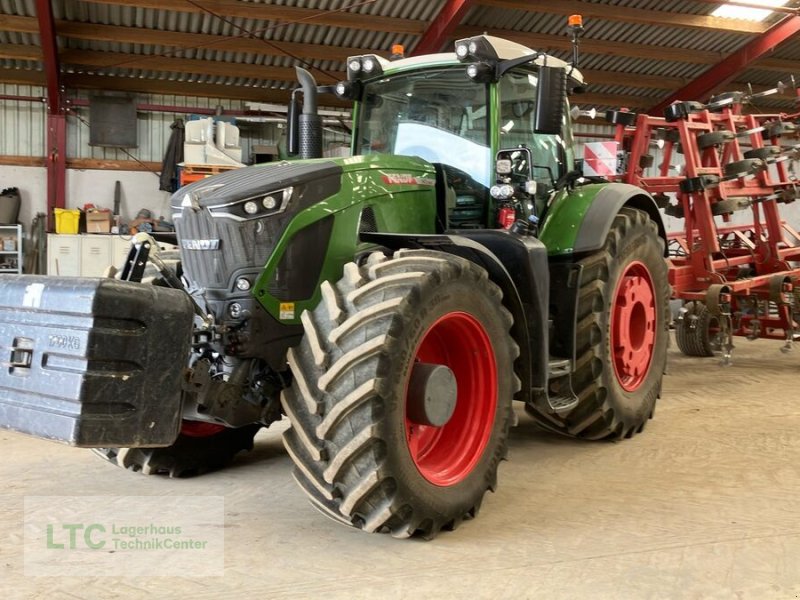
(170, 155), (436, 292)
(171, 159), (344, 214)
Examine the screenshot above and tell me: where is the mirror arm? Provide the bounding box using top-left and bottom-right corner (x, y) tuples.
(495, 52), (544, 79)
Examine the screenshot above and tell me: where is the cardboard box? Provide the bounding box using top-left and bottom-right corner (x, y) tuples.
(86, 210), (113, 234)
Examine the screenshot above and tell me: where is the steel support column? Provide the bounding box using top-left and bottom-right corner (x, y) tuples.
(649, 15), (800, 115)
(413, 0), (475, 56)
(36, 0), (66, 231)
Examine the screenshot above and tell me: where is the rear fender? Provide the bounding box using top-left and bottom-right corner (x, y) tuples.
(541, 182), (667, 257)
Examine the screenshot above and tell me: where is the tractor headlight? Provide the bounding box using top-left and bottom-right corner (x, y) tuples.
(208, 186), (293, 221)
(490, 184), (515, 200)
(453, 35), (500, 63)
(346, 54), (386, 80)
(466, 62), (495, 83)
(334, 79), (362, 100)
(235, 277), (251, 291)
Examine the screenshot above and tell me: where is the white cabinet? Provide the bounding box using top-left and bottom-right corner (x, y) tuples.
(0, 224), (23, 274)
(47, 234), (178, 277)
(81, 236), (114, 277)
(47, 234), (81, 276)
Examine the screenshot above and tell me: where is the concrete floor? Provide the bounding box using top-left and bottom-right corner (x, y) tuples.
(2, 335), (800, 599)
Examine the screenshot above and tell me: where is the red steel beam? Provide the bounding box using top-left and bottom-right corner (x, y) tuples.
(35, 0), (63, 115)
(413, 0), (475, 56)
(649, 15), (800, 115)
(35, 0), (67, 231)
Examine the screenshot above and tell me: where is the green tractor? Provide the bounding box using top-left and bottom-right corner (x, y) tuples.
(0, 35), (669, 538)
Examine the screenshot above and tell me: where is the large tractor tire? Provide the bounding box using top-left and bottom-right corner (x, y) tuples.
(92, 424), (262, 477)
(94, 251), (261, 477)
(675, 301), (720, 357)
(529, 207), (669, 440)
(282, 249), (519, 538)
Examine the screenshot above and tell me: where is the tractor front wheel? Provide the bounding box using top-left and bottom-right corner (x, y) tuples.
(92, 423), (261, 477)
(282, 250), (518, 538)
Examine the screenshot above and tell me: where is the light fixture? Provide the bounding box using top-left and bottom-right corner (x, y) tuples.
(490, 184), (515, 200)
(466, 62), (495, 83)
(711, 0), (789, 22)
(208, 187), (293, 221)
(346, 55), (386, 80)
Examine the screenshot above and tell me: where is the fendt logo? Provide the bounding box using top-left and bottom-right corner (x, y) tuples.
(181, 239), (221, 251)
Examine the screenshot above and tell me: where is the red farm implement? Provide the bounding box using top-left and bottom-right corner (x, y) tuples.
(606, 88), (800, 362)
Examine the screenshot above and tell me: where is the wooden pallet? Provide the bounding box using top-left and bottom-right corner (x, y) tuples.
(180, 163), (241, 186)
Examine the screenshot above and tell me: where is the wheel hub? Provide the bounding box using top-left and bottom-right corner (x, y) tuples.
(404, 311), (497, 487)
(611, 261), (657, 392)
(407, 363), (458, 427)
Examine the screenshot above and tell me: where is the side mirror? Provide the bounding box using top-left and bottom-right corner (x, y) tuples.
(534, 66), (567, 135)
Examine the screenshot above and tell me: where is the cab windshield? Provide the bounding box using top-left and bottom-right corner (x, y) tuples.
(355, 68), (492, 187)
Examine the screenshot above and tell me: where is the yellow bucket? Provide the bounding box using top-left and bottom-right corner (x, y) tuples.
(54, 208), (81, 234)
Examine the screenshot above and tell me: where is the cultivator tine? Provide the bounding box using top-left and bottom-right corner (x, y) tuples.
(781, 330), (794, 354)
(720, 313), (735, 367)
(746, 297), (760, 341)
(782, 287), (798, 353)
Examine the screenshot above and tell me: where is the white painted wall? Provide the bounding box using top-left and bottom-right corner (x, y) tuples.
(0, 165), (46, 230)
(66, 169), (173, 222)
(0, 165), (174, 232)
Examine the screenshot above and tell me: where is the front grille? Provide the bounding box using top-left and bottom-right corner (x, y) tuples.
(176, 208), (291, 290)
(170, 160), (344, 291)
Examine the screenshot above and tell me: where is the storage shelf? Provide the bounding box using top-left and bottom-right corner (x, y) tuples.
(0, 225), (22, 274)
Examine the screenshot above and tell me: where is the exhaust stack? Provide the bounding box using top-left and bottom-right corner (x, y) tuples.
(295, 67), (323, 159)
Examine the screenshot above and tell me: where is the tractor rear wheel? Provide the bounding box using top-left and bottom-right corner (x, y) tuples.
(675, 301), (720, 357)
(282, 250), (518, 538)
(529, 207), (669, 440)
(92, 423), (261, 477)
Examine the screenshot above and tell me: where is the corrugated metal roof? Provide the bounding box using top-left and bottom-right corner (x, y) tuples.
(1, 0), (800, 111)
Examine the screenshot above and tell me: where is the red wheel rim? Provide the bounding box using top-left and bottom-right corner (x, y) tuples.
(611, 261), (657, 392)
(180, 421), (227, 438)
(405, 312), (497, 487)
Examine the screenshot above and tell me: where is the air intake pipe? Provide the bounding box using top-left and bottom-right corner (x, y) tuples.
(294, 67), (323, 159)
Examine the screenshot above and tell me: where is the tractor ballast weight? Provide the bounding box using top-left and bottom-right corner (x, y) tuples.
(0, 276), (193, 446)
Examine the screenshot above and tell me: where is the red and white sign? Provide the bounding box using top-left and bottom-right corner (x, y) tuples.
(583, 142), (619, 177)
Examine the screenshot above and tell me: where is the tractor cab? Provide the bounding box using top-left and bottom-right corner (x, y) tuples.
(340, 35), (582, 232)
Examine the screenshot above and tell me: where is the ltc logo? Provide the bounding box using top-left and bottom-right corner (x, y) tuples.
(46, 524), (105, 549)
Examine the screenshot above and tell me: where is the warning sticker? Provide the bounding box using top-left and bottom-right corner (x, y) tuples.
(279, 302), (296, 320)
(583, 141), (619, 177)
